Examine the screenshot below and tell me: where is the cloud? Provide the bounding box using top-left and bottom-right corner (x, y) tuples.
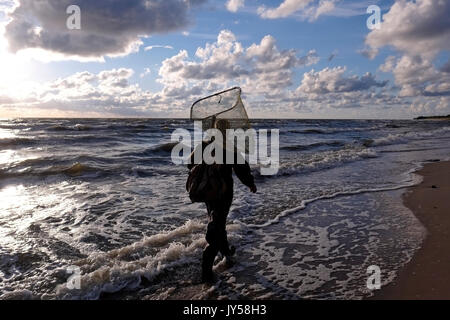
(226, 0), (245, 13)
(154, 30), (402, 114)
(253, 65), (401, 114)
(43, 68), (137, 100)
(366, 1), (450, 99)
(158, 30), (319, 96)
(441, 60), (450, 73)
(4, 27), (446, 118)
(0, 68), (147, 115)
(365, 0), (450, 59)
(257, 0), (336, 21)
(1, 30), (323, 117)
(0, 95), (14, 104)
(4, 0), (206, 60)
(144, 45), (174, 51)
(304, 0), (336, 21)
(297, 66), (387, 94)
(357, 47), (377, 60)
(379, 55), (396, 73)
(324, 1), (372, 18)
(327, 50), (338, 62)
(0, 65), (210, 117)
(140, 68), (151, 78)
(359, 0), (450, 115)
(0, 0), (16, 14)
(380, 55), (450, 97)
(258, 0), (313, 19)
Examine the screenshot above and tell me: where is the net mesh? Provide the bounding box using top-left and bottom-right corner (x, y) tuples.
(190, 87), (251, 131)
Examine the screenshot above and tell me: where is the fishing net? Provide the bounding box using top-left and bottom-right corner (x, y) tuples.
(190, 87), (254, 154)
(190, 87), (251, 131)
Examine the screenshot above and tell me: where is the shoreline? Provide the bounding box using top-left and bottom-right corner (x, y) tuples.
(372, 160), (450, 300)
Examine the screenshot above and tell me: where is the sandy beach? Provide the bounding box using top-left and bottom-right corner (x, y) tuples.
(373, 160), (450, 300)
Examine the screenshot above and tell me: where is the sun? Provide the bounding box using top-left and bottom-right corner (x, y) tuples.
(0, 20), (36, 97)
(0, 46), (32, 90)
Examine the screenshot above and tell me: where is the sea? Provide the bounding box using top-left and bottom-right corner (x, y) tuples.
(0, 118), (449, 299)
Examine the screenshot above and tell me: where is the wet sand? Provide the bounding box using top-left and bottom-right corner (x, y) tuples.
(373, 160), (450, 299)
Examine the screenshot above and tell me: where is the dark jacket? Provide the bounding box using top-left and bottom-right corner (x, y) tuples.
(187, 140), (255, 191)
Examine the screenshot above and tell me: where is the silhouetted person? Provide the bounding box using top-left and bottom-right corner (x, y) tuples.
(187, 119), (257, 282)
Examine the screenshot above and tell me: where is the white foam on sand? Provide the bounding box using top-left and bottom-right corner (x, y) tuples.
(238, 180), (419, 229)
(212, 189), (426, 300)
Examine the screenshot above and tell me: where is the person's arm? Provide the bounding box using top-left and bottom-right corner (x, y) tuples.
(233, 154), (257, 193)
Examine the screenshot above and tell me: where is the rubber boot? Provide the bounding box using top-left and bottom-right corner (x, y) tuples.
(201, 245), (217, 283)
(224, 245), (236, 268)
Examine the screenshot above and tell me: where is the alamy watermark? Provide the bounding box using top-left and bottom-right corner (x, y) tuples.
(66, 265), (81, 290)
(66, 5), (81, 30)
(171, 121), (280, 175)
(366, 265), (381, 290)
(366, 5), (381, 30)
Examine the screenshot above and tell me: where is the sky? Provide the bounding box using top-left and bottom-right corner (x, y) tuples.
(0, 0), (449, 119)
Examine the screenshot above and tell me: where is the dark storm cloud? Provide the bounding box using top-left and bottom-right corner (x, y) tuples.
(5, 0), (206, 57)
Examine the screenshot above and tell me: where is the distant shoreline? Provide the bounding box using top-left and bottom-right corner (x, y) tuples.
(414, 115), (450, 120)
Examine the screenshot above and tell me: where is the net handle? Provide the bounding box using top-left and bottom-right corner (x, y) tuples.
(190, 87), (242, 121)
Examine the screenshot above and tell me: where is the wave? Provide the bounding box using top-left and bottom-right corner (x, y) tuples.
(121, 142), (180, 158)
(53, 220), (208, 299)
(62, 163), (97, 176)
(280, 141), (344, 151)
(47, 124), (92, 132)
(258, 147), (377, 178)
(152, 142), (179, 153)
(0, 124), (31, 130)
(0, 162), (106, 181)
(105, 124), (162, 133)
(51, 220), (243, 300)
(0, 137), (35, 149)
(289, 129), (326, 134)
(287, 125), (384, 135)
(369, 126), (450, 147)
(0, 134), (114, 150)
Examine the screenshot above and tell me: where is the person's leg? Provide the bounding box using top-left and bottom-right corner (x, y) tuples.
(202, 203), (219, 281)
(202, 195), (234, 281)
(218, 194), (236, 267)
(202, 243), (218, 282)
(211, 195), (234, 257)
(215, 213), (233, 256)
